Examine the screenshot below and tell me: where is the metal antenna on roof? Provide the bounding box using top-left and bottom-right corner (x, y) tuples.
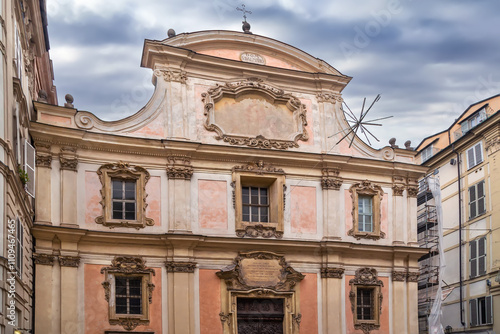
(236, 4), (252, 34)
(329, 94), (393, 147)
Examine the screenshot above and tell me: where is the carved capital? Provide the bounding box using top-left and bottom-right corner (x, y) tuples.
(36, 153), (52, 168)
(155, 68), (187, 84)
(392, 184), (405, 196)
(165, 261), (196, 273)
(407, 186), (419, 198)
(166, 156), (193, 180)
(236, 225), (283, 239)
(33, 253), (55, 266)
(316, 93), (342, 104)
(407, 272), (419, 282)
(321, 267), (345, 279)
(486, 136), (500, 155)
(59, 255), (81, 267)
(392, 270), (406, 282)
(59, 148), (78, 171)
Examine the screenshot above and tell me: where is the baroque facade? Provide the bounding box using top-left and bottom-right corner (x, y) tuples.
(0, 0), (57, 333)
(31, 29), (426, 333)
(416, 95), (500, 333)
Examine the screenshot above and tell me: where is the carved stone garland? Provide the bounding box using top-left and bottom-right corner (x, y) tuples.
(202, 78), (309, 150)
(95, 162), (154, 229)
(349, 268), (384, 334)
(101, 257), (155, 331)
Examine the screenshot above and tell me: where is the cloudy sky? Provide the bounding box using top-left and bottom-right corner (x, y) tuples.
(46, 0), (500, 149)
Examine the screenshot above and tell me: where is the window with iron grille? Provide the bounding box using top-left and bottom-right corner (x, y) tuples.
(470, 295), (492, 326)
(468, 181), (486, 220)
(115, 276), (142, 315)
(466, 142), (483, 170)
(357, 288), (374, 320)
(112, 179), (136, 220)
(469, 236), (486, 278)
(242, 186), (269, 223)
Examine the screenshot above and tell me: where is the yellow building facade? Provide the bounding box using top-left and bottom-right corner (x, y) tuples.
(417, 95), (500, 333)
(31, 29), (426, 334)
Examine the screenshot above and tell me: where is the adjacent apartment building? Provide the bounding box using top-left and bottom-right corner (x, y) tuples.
(416, 94), (500, 333)
(0, 0), (57, 333)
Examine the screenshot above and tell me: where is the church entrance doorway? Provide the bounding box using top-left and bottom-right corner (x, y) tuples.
(236, 297), (284, 334)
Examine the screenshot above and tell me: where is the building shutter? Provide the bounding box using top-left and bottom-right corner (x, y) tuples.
(477, 181), (486, 215)
(24, 140), (35, 197)
(469, 185), (477, 219)
(470, 239), (477, 278)
(485, 295), (493, 325)
(467, 147), (475, 169)
(470, 298), (478, 326)
(474, 143), (483, 165)
(478, 237), (486, 276)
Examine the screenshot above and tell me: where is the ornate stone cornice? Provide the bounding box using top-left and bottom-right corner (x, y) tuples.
(316, 92), (343, 104)
(154, 68), (187, 84)
(165, 261), (196, 273)
(100, 256), (155, 275)
(33, 253), (55, 266)
(321, 267), (345, 279)
(350, 268), (384, 286)
(166, 156), (193, 180)
(36, 153), (52, 168)
(407, 186), (419, 198)
(59, 256), (81, 267)
(407, 272), (419, 282)
(392, 270), (406, 282)
(236, 224), (284, 239)
(232, 160), (285, 175)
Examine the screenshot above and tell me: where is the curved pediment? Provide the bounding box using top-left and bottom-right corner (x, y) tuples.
(202, 78), (308, 149)
(147, 30), (345, 76)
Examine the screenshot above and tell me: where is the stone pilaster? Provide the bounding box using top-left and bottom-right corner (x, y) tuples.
(34, 253), (55, 333)
(166, 260), (196, 334)
(167, 156), (193, 232)
(35, 142), (52, 224)
(321, 267), (344, 334)
(322, 168), (343, 240)
(59, 147), (78, 227)
(392, 269), (407, 334)
(392, 176), (406, 245)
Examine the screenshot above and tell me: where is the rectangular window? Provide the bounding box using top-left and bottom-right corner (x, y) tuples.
(242, 186), (269, 223)
(112, 179), (136, 220)
(357, 288), (374, 320)
(466, 142), (483, 170)
(469, 181), (486, 220)
(115, 276), (142, 315)
(24, 140), (36, 197)
(15, 218), (23, 276)
(421, 145), (433, 163)
(358, 196), (373, 232)
(470, 296), (493, 326)
(470, 237), (486, 278)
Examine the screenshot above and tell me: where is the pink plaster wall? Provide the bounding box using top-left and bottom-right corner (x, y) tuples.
(345, 189), (353, 233)
(300, 273), (318, 334)
(85, 172), (101, 226)
(84, 264), (162, 334)
(345, 276), (390, 334)
(198, 180), (227, 229)
(199, 269), (222, 334)
(198, 49), (302, 71)
(128, 113), (166, 138)
(39, 113), (72, 126)
(146, 176), (161, 226)
(291, 186), (317, 234)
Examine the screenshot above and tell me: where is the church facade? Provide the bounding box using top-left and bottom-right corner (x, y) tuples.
(30, 29), (426, 334)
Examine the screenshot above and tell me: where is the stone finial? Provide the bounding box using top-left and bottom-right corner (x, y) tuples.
(38, 89), (48, 102)
(404, 140), (413, 150)
(64, 94), (74, 108)
(242, 21), (251, 34)
(389, 138), (398, 148)
(167, 28), (176, 38)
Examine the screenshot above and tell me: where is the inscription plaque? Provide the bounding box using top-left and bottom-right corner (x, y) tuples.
(240, 258), (282, 287)
(240, 52), (266, 65)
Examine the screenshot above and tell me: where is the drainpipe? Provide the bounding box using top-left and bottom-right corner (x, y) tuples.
(452, 144), (466, 327)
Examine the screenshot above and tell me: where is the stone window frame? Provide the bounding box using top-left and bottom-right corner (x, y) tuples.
(349, 268), (384, 334)
(232, 161), (285, 238)
(348, 180), (385, 240)
(101, 257), (155, 331)
(96, 162), (154, 229)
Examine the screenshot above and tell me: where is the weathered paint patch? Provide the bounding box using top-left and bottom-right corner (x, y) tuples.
(291, 186), (317, 234)
(85, 172), (101, 226)
(146, 176), (161, 226)
(198, 180), (227, 230)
